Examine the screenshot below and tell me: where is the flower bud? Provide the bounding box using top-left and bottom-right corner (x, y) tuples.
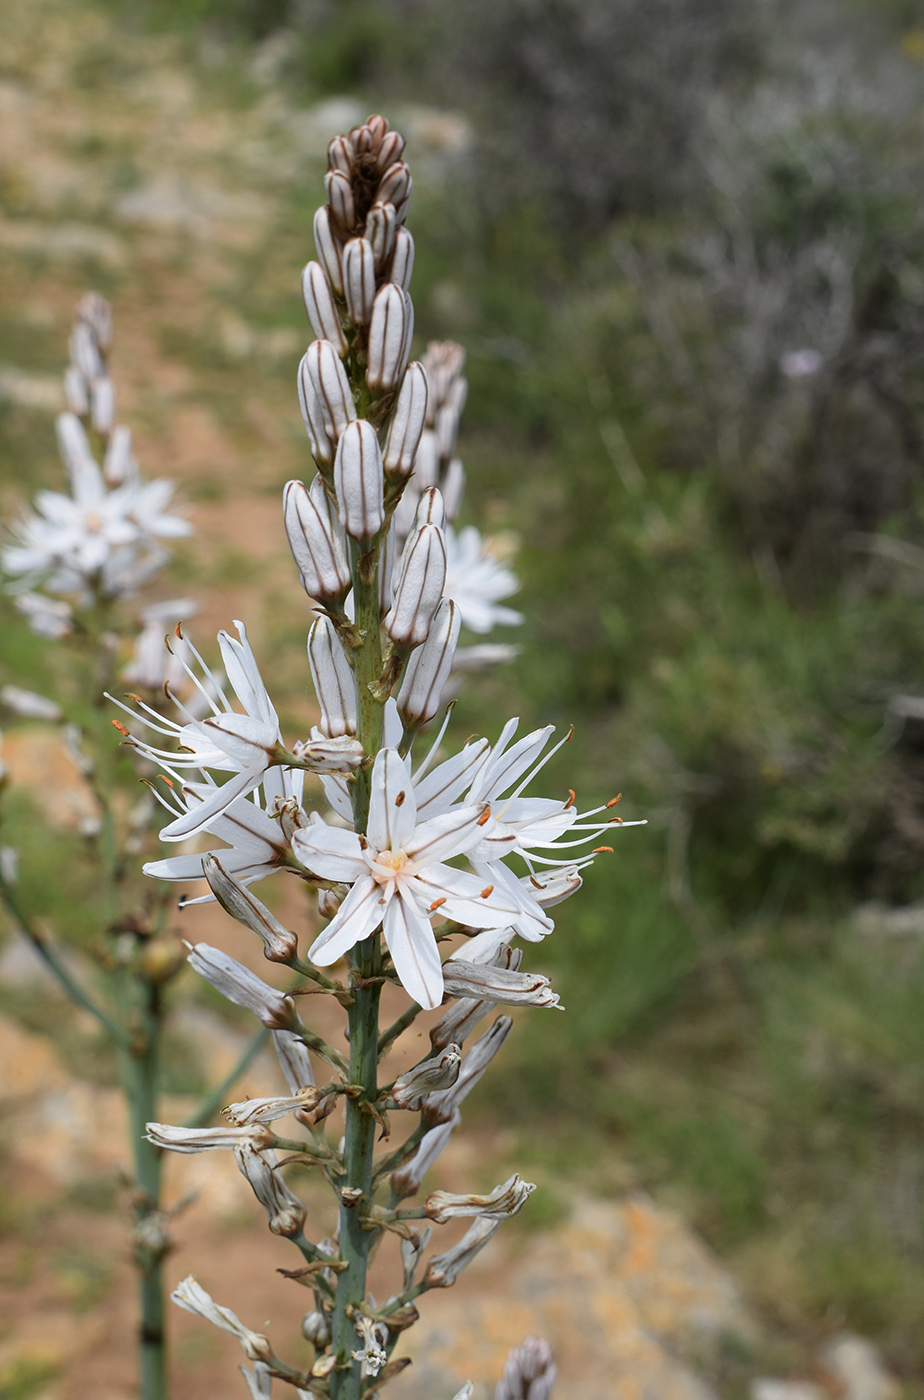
(385, 523), (447, 648)
(291, 733), (364, 772)
(393, 1044), (462, 1109)
(379, 516), (397, 615)
(55, 411), (93, 483)
(424, 1016), (512, 1123)
(390, 225), (415, 290)
(298, 342), (355, 464)
(523, 866), (583, 908)
(302, 1309), (331, 1349)
(327, 135), (353, 177)
(378, 160), (411, 211)
(334, 419), (385, 542)
(301, 261), (346, 353)
(374, 128), (405, 176)
(397, 598), (460, 726)
(366, 284), (413, 393)
(383, 361), (428, 478)
(435, 403), (459, 459)
(203, 853), (298, 963)
(283, 476), (351, 603)
(69, 322), (102, 380)
(496, 1336), (558, 1400)
(366, 200), (397, 267)
(313, 205), (344, 294)
(425, 1173), (535, 1223)
(308, 616), (357, 737)
(63, 364), (89, 416)
(343, 237), (377, 327)
(423, 1215), (503, 1288)
(91, 376), (115, 434)
(365, 113), (389, 147)
(414, 485), (446, 530)
(325, 169), (355, 230)
(103, 424), (133, 485)
(350, 119), (375, 155)
(172, 1276), (272, 1361)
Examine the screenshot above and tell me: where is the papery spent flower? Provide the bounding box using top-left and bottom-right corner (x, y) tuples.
(441, 957), (562, 1009)
(293, 748), (520, 1009)
(351, 1315), (389, 1379)
(171, 1276), (271, 1361)
(234, 1142), (307, 1237)
(186, 942), (297, 1030)
(223, 1088), (320, 1126)
(424, 1017), (512, 1122)
(390, 1110), (460, 1198)
(146, 1122), (274, 1153)
(392, 1044), (462, 1109)
(425, 1172), (535, 1222)
(240, 1361), (273, 1400)
(423, 1214), (503, 1288)
(203, 853), (297, 961)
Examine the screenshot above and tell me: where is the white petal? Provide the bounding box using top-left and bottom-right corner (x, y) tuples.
(384, 892), (444, 1009)
(414, 741), (489, 821)
(403, 805), (488, 866)
(159, 768), (262, 841)
(308, 874), (384, 964)
(291, 824), (365, 882)
(413, 864), (521, 929)
(367, 748), (417, 852)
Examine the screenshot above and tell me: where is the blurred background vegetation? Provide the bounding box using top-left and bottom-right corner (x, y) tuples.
(4, 0), (924, 1389)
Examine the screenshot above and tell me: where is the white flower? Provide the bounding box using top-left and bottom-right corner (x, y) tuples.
(293, 747), (520, 1009)
(443, 525), (522, 635)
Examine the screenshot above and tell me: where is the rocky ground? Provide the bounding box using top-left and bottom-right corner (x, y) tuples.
(0, 1), (909, 1397)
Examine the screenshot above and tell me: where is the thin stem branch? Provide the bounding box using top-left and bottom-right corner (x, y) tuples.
(377, 1002), (422, 1059)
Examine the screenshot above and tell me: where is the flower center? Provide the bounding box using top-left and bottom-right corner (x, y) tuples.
(85, 511), (103, 532)
(369, 847), (410, 883)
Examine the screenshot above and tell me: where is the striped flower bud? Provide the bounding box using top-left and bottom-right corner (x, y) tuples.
(145, 1122), (274, 1153)
(342, 237), (377, 327)
(414, 486), (446, 530)
(435, 403), (459, 459)
(334, 419), (385, 542)
(283, 475), (351, 602)
(203, 853), (297, 963)
(235, 1142), (306, 1237)
(374, 128), (405, 176)
(390, 226), (415, 290)
(397, 598), (460, 726)
(299, 340), (356, 460)
(378, 161), (411, 212)
(313, 205), (344, 295)
(423, 1215), (503, 1288)
(379, 517), (397, 615)
(308, 616), (357, 737)
(325, 169), (355, 229)
(290, 733), (364, 772)
(393, 1044), (462, 1110)
(327, 135), (353, 177)
(366, 200), (397, 267)
(69, 322), (103, 380)
(383, 361), (428, 478)
(496, 1336), (558, 1400)
(424, 1173), (535, 1223)
(385, 522), (447, 647)
(301, 261), (346, 353)
(367, 285), (413, 393)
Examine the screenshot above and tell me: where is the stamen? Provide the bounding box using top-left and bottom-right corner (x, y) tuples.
(429, 897), (446, 912)
(480, 885), (494, 898)
(606, 794), (622, 807)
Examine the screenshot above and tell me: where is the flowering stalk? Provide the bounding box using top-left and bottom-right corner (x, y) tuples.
(133, 114), (642, 1399)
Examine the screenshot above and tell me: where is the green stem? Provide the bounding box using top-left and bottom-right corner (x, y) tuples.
(377, 1002), (422, 1058)
(329, 530), (387, 1400)
(123, 975), (168, 1400)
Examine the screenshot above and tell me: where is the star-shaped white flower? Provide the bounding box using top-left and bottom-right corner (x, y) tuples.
(293, 748), (519, 1009)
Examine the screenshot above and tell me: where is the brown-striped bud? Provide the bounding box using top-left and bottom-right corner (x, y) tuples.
(333, 419), (385, 542)
(383, 361), (428, 478)
(367, 284), (413, 393)
(301, 261), (346, 353)
(313, 205), (344, 295)
(342, 237), (377, 327)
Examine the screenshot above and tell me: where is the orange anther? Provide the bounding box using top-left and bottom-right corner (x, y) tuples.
(126, 693), (142, 703)
(476, 807), (492, 827)
(395, 790), (406, 807)
(429, 897), (447, 912)
(159, 775), (175, 789)
(606, 794), (622, 807)
(529, 876), (542, 889)
(111, 720), (130, 736)
(480, 885), (494, 899)
(592, 845), (614, 854)
(565, 789), (576, 809)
